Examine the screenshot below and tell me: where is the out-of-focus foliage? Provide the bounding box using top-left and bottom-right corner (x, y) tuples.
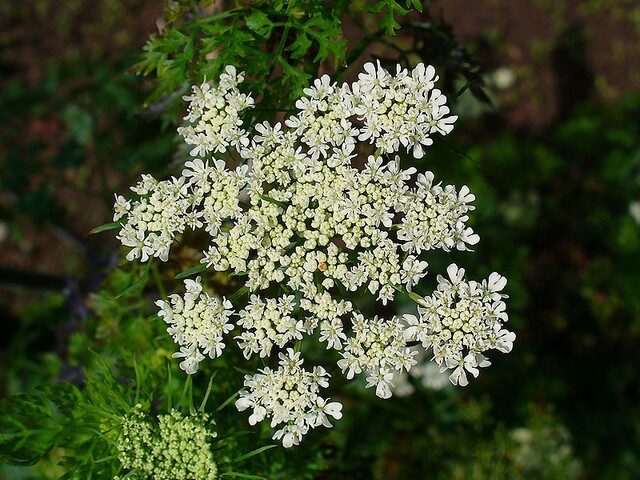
(446, 408), (582, 480)
(425, 93), (640, 479)
(0, 63), (175, 231)
(0, 0), (178, 322)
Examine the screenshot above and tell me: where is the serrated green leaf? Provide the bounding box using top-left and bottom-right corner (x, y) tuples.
(288, 31), (313, 59)
(369, 0), (414, 35)
(245, 10), (274, 38)
(279, 59), (312, 100)
(135, 28), (195, 102)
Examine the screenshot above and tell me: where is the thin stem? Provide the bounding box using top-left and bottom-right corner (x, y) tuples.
(269, 22), (291, 78)
(391, 283), (424, 305)
(151, 263), (167, 299)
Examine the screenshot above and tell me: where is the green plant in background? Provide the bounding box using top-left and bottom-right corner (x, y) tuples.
(422, 93), (640, 478)
(445, 407), (582, 480)
(134, 0), (490, 122)
(136, 0), (418, 103)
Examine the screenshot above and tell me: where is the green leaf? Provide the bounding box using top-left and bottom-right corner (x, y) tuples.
(0, 384), (82, 466)
(114, 264), (151, 299)
(135, 28), (195, 102)
(228, 444), (277, 465)
(198, 372), (217, 413)
(89, 222), (121, 234)
(179, 376), (194, 413)
(407, 0), (424, 11)
(277, 59), (311, 103)
(245, 10), (274, 38)
(175, 264), (207, 279)
(62, 104), (94, 147)
(216, 390), (240, 412)
(288, 31), (313, 59)
(259, 194), (287, 208)
(221, 472), (267, 480)
(228, 286), (249, 303)
(369, 0), (413, 36)
(302, 15), (346, 64)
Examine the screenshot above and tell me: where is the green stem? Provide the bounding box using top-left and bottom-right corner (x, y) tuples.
(391, 283), (424, 305)
(197, 8), (247, 25)
(270, 22), (291, 77)
(151, 263), (167, 299)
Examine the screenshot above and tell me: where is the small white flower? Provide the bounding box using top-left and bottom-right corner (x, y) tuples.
(366, 370), (395, 399)
(319, 318), (347, 350)
(172, 346), (205, 375)
(236, 349), (341, 447)
(310, 398), (343, 427)
(113, 194), (131, 221)
(493, 327), (516, 353)
(401, 256), (429, 291)
(407, 268), (513, 386)
(159, 278), (234, 374)
(445, 353), (480, 387)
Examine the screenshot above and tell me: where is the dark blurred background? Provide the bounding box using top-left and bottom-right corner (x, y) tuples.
(1, 1), (640, 478)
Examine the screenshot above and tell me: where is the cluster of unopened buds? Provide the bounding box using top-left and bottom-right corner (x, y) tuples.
(114, 62), (515, 447)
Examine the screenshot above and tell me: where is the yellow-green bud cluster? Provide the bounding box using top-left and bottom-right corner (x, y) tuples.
(116, 406), (218, 480)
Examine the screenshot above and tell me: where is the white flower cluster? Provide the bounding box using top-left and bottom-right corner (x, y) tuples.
(156, 277), (234, 374)
(405, 264), (515, 387)
(178, 66), (254, 156)
(338, 313), (417, 399)
(236, 294), (301, 359)
(392, 351), (451, 396)
(235, 349), (342, 448)
(397, 173), (479, 254)
(114, 62), (514, 446)
(114, 176), (190, 262)
(352, 62), (456, 158)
